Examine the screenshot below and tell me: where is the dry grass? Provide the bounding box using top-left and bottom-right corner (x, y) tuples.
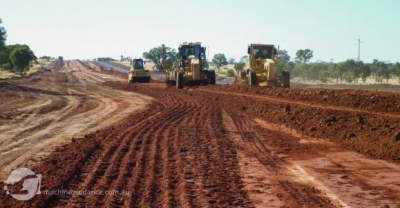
(0, 66), (40, 79)
(0, 70), (17, 79)
(110, 61), (155, 71)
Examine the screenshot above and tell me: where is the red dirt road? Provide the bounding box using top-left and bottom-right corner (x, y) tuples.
(1, 63), (400, 207)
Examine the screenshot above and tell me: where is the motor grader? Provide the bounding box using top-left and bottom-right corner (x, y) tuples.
(163, 42), (216, 89)
(128, 58), (151, 83)
(236, 44), (290, 87)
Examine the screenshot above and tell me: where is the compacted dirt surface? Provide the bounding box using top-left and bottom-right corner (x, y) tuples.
(1, 63), (400, 207)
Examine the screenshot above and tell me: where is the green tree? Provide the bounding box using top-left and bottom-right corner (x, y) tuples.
(335, 62), (347, 83)
(239, 55), (248, 63)
(0, 51), (8, 65)
(283, 61), (295, 72)
(293, 63), (308, 81)
(358, 61), (371, 83)
(228, 58), (235, 64)
(342, 59), (362, 83)
(277, 50), (291, 74)
(234, 56), (246, 73)
(278, 50), (290, 62)
(393, 62), (400, 84)
(212, 53), (228, 74)
(1, 62), (11, 70)
(371, 59), (380, 78)
(143, 44), (177, 72)
(319, 70), (331, 83)
(234, 62), (245, 71)
(380, 64), (392, 84)
(39, 56), (51, 61)
(226, 69), (235, 77)
(2, 44), (32, 70)
(58, 56), (63, 61)
(0, 18), (7, 50)
(372, 59), (391, 83)
(311, 62), (329, 81)
(326, 63), (338, 83)
(9, 45), (37, 77)
(295, 49), (313, 63)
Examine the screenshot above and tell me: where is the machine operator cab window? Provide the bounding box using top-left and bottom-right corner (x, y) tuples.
(193, 46), (201, 59)
(181, 46), (201, 59)
(132, 59), (144, 69)
(254, 48), (268, 59)
(181, 46), (202, 67)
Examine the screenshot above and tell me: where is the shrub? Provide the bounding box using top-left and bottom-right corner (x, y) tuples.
(226, 69), (235, 77)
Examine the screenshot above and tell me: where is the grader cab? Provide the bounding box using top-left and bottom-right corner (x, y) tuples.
(237, 44), (290, 87)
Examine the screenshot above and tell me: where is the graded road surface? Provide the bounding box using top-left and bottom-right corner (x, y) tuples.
(1, 61), (400, 207)
(0, 61), (151, 180)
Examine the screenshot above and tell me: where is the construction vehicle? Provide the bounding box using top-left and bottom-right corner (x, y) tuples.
(236, 44), (290, 87)
(128, 58), (151, 83)
(163, 42), (216, 89)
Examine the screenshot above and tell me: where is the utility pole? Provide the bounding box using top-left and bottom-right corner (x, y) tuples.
(355, 37), (363, 61)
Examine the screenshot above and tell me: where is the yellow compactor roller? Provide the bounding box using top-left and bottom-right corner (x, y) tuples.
(128, 58), (151, 83)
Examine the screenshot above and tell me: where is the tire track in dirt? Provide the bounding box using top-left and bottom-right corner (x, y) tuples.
(53, 94), (198, 207)
(256, 118), (400, 206)
(1, 86), (254, 207)
(222, 108), (336, 207)
(132, 99), (194, 208)
(64, 118), (159, 207)
(100, 82), (347, 207)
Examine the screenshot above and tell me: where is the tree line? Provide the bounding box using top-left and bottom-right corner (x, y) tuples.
(96, 57), (116, 62)
(0, 18), (37, 77)
(276, 50), (400, 84)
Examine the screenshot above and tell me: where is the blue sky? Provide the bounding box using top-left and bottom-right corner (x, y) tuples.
(1, 0), (399, 63)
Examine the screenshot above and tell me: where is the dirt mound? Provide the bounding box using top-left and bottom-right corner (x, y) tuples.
(206, 84), (400, 114)
(194, 85), (400, 162)
(284, 88), (400, 114)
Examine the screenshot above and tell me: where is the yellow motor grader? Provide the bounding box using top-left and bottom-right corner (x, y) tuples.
(128, 58), (151, 83)
(163, 42), (216, 89)
(236, 44), (290, 87)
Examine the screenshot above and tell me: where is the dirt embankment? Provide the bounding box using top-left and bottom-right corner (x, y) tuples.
(194, 85), (400, 163)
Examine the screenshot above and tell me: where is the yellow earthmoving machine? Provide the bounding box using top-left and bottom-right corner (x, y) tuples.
(236, 44), (290, 87)
(163, 42), (216, 89)
(128, 58), (151, 83)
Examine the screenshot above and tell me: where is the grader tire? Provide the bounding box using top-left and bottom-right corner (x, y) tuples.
(208, 70), (216, 85)
(249, 71), (257, 85)
(176, 72), (184, 89)
(282, 71), (290, 87)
